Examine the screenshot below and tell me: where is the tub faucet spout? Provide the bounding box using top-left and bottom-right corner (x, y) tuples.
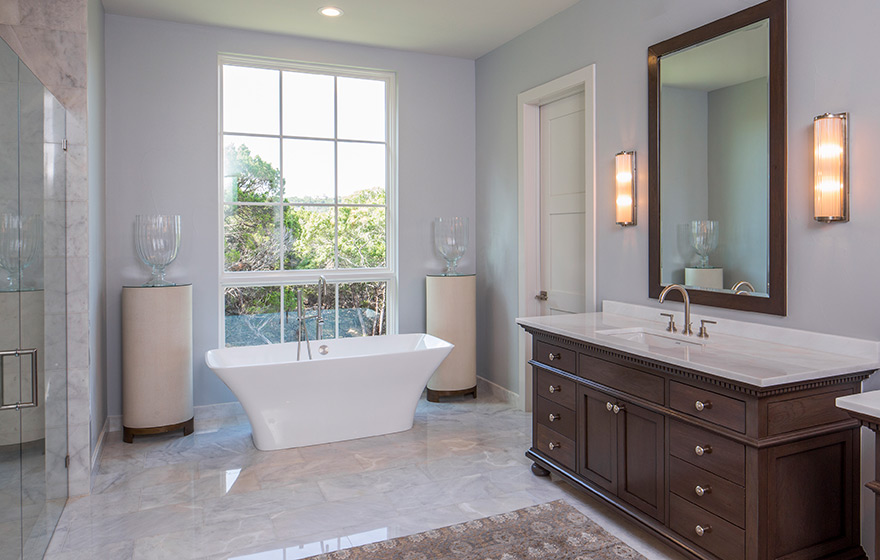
(297, 288), (312, 361)
(317, 276), (327, 340)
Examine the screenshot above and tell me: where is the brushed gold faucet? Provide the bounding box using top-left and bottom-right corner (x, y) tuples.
(659, 284), (692, 335)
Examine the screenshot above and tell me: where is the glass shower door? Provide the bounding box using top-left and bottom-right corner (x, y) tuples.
(0, 35), (68, 560)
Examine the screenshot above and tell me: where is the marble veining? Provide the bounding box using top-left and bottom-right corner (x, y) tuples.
(518, 302), (880, 387)
(44, 397), (685, 560)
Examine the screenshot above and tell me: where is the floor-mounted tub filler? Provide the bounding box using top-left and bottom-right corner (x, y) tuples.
(205, 333), (454, 450)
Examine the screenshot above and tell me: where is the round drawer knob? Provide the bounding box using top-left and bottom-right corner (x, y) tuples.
(606, 402), (614, 412)
(694, 400), (712, 411)
(548, 441), (561, 451)
(548, 413), (560, 422)
(695, 524), (712, 537)
(548, 352), (562, 361)
(612, 404), (624, 415)
(548, 385), (561, 394)
(694, 445), (712, 457)
(694, 485), (711, 497)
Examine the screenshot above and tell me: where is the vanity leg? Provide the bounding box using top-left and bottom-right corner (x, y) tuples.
(531, 462), (551, 477)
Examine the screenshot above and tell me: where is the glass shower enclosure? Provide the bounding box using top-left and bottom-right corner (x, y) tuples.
(0, 35), (68, 559)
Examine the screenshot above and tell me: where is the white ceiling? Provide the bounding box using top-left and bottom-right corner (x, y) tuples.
(101, 0), (582, 60)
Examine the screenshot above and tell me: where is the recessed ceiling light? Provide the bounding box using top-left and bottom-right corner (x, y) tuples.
(319, 6), (344, 17)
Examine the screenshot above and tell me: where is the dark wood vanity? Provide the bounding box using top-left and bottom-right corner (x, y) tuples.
(524, 326), (871, 560)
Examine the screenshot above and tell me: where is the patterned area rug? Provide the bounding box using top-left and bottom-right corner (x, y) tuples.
(305, 500), (646, 559)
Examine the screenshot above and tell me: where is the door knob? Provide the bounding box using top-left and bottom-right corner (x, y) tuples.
(535, 291), (548, 301)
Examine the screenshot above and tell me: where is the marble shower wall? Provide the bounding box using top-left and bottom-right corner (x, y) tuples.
(0, 0), (92, 497)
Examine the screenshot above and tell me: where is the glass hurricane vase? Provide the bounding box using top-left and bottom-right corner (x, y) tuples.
(434, 217), (468, 275)
(135, 214), (181, 287)
(690, 220), (719, 269)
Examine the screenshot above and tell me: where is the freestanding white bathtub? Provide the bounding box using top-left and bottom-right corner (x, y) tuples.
(205, 333), (453, 451)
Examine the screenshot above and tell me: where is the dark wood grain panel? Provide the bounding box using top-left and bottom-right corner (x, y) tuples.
(670, 456), (745, 528)
(670, 420), (745, 486)
(768, 431), (856, 559)
(535, 423), (575, 471)
(617, 400), (665, 522)
(535, 395), (575, 439)
(535, 340), (576, 374)
(669, 494), (745, 560)
(579, 353), (664, 404)
(766, 388), (853, 436)
(670, 381), (746, 433)
(579, 386), (618, 493)
(535, 368), (576, 409)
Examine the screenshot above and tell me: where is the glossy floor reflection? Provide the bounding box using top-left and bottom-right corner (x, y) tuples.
(44, 396), (684, 560)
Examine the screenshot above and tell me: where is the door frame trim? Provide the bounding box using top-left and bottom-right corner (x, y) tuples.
(517, 66), (596, 411)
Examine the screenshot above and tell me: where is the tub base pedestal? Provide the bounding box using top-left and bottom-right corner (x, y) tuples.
(426, 385), (477, 403)
(123, 417), (194, 444)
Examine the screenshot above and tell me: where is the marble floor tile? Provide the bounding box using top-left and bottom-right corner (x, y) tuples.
(44, 396), (683, 560)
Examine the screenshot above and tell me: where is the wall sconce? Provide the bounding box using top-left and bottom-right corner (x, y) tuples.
(813, 113), (849, 223)
(615, 151), (636, 226)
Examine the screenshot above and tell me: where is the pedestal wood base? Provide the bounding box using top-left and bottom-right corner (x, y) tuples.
(426, 385), (477, 403)
(123, 417), (194, 444)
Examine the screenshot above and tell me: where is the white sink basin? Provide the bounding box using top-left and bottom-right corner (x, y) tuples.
(595, 327), (704, 349)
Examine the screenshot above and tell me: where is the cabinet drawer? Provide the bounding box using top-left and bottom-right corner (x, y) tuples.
(670, 457), (745, 528)
(535, 423), (575, 471)
(535, 395), (576, 439)
(579, 353), (664, 404)
(669, 494), (744, 560)
(670, 421), (745, 486)
(534, 340), (576, 374)
(670, 381), (746, 433)
(535, 368), (576, 409)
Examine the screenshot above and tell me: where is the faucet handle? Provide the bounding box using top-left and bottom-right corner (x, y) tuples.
(660, 313), (677, 333)
(697, 319), (717, 338)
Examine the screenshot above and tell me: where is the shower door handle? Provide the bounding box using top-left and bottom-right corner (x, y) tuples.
(0, 348), (38, 410)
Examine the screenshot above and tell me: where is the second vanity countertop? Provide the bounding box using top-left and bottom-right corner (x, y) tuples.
(517, 302), (880, 388)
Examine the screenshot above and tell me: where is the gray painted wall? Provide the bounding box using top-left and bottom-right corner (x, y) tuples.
(87, 0), (106, 458)
(659, 85), (708, 285)
(476, 0), (880, 393)
(104, 14), (476, 412)
(707, 77), (769, 291)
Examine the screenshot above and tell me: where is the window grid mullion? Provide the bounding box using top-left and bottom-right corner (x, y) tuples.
(277, 69), (285, 273)
(333, 76), (340, 270)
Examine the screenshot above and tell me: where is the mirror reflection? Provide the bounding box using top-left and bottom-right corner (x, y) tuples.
(659, 20), (769, 296)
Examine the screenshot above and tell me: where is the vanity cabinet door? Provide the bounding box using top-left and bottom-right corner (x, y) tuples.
(616, 399), (665, 522)
(579, 387), (618, 494)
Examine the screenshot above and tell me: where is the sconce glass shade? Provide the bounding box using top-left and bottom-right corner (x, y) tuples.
(615, 151), (636, 226)
(813, 113), (848, 222)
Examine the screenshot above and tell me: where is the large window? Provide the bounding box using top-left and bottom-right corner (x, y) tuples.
(219, 56), (396, 347)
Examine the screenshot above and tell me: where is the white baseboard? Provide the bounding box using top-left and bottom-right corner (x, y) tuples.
(477, 375), (521, 407)
(106, 401), (246, 432)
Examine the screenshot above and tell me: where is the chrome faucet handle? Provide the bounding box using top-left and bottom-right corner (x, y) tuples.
(660, 312), (677, 333)
(697, 319), (717, 339)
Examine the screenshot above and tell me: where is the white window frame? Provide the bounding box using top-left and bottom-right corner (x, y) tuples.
(217, 54), (398, 345)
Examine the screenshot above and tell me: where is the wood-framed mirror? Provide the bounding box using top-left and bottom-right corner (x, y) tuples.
(648, 0), (786, 315)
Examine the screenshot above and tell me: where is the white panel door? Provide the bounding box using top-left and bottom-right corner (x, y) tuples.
(539, 92), (586, 315)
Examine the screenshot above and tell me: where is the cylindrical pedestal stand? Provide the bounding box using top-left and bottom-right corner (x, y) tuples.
(122, 284), (194, 443)
(426, 274), (476, 402)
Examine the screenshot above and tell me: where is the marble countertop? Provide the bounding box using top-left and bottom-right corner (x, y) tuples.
(517, 305), (880, 388)
(836, 390), (880, 419)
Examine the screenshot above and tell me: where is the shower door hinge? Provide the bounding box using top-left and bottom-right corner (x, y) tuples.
(62, 138), (68, 151)
(65, 455), (70, 468)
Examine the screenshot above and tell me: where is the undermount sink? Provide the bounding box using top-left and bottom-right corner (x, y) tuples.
(595, 327), (704, 349)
